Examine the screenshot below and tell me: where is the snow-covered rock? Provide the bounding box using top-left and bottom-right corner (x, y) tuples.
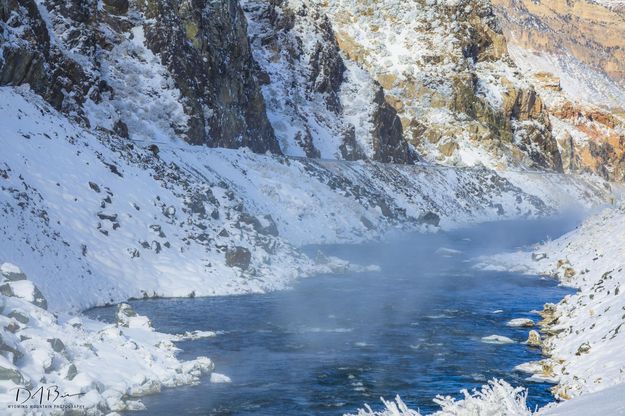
(481, 334), (516, 344)
(507, 318), (535, 328)
(0, 263), (214, 415)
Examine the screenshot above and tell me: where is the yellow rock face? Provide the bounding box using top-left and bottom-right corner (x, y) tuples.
(492, 0), (625, 82)
(551, 100), (625, 181)
(491, 0), (625, 181)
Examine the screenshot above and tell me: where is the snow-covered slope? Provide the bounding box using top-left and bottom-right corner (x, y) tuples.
(2, 84), (611, 314)
(480, 204), (625, 414)
(0, 86), (316, 312)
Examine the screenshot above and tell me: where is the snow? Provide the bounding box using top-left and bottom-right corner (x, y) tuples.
(86, 25), (189, 143)
(507, 318), (535, 328)
(540, 383), (625, 416)
(0, 263), (21, 275)
(347, 380), (532, 416)
(172, 330), (218, 341)
(241, 0), (357, 159)
(210, 373), (232, 384)
(506, 45), (625, 111)
(481, 335), (516, 344)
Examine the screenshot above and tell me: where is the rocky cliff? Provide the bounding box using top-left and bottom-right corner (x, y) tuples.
(1, 0), (421, 162)
(242, 0), (417, 162)
(313, 0), (563, 172)
(493, 0), (625, 87)
(1, 0), (280, 152)
(491, 0), (625, 180)
(2, 0), (580, 171)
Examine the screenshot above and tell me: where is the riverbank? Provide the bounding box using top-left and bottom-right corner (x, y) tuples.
(479, 203), (625, 415)
(0, 216), (580, 415)
(0, 263), (219, 414)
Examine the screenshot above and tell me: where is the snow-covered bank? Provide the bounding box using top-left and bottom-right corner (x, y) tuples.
(479, 204), (625, 414)
(0, 263), (214, 415)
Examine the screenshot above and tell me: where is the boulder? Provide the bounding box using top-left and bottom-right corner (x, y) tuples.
(8, 310), (29, 325)
(0, 284), (14, 297)
(103, 0), (129, 15)
(526, 330), (542, 347)
(576, 342), (591, 356)
(0, 334), (23, 363)
(47, 338), (66, 353)
(0, 280), (48, 310)
(1, 263), (27, 281)
(225, 247), (252, 270)
(0, 366), (23, 384)
(239, 213), (279, 237)
(506, 318), (534, 328)
(66, 363), (78, 380)
(418, 211), (440, 227)
(115, 303), (152, 329)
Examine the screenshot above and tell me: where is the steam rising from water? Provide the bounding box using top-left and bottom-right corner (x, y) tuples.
(87, 213), (584, 415)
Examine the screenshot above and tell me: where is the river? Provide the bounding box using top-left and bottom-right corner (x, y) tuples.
(86, 216), (580, 415)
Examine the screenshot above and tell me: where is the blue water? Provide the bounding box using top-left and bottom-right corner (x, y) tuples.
(86, 217), (579, 415)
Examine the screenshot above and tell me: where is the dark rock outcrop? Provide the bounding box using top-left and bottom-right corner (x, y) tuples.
(1, 0), (280, 153)
(225, 246), (252, 270)
(0, 0), (98, 120)
(371, 88), (417, 163)
(139, 0), (280, 152)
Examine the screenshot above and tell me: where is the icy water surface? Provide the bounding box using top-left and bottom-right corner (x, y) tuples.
(87, 217), (580, 415)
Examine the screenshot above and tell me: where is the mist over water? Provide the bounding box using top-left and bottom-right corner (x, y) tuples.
(87, 215), (583, 415)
